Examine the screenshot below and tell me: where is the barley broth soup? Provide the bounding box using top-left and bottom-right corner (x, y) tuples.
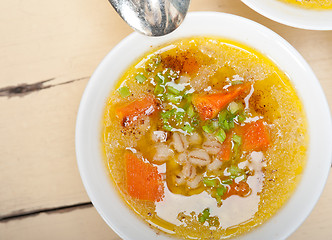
(102, 37), (307, 239)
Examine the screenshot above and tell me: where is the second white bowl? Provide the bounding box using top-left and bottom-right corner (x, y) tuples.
(242, 0), (332, 30)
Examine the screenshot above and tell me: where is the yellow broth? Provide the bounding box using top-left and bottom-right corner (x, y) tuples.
(278, 0), (332, 9)
(102, 37), (308, 239)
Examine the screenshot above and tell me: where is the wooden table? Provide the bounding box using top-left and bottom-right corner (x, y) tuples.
(0, 0), (331, 239)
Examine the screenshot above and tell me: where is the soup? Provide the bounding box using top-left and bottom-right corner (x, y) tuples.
(102, 37), (307, 239)
(278, 0), (332, 9)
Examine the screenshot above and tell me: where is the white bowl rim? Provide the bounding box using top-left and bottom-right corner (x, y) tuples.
(241, 0), (332, 30)
(75, 11), (332, 240)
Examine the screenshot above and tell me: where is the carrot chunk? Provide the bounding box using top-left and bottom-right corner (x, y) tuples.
(218, 133), (232, 161)
(224, 181), (251, 199)
(125, 152), (164, 202)
(192, 83), (251, 120)
(241, 119), (270, 151)
(115, 94), (157, 127)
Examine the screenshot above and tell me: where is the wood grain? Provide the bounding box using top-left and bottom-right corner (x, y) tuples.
(0, 80), (90, 218)
(0, 205), (119, 240)
(0, 0), (331, 239)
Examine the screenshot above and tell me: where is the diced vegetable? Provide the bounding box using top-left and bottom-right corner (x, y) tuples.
(167, 86), (181, 95)
(154, 84), (164, 95)
(202, 208), (210, 218)
(198, 208), (210, 223)
(135, 73), (147, 83)
(115, 94), (158, 127)
(167, 82), (185, 93)
(236, 181), (251, 197)
(228, 165), (243, 177)
(161, 109), (176, 120)
(202, 125), (213, 134)
(232, 133), (242, 159)
(232, 134), (242, 145)
(174, 111), (185, 121)
(218, 110), (228, 123)
(215, 128), (226, 143)
(237, 113), (246, 123)
(166, 93), (181, 104)
(216, 185), (227, 196)
(221, 178), (233, 185)
(218, 132), (232, 161)
(125, 152), (164, 202)
(155, 72), (165, 84)
(118, 86), (131, 98)
(163, 124), (173, 131)
(203, 177), (219, 187)
(198, 215), (206, 223)
(182, 123), (194, 133)
(224, 181), (251, 199)
(202, 120), (219, 134)
(218, 109), (237, 131)
(241, 119), (270, 151)
(228, 101), (241, 114)
(192, 83), (251, 120)
(187, 105), (195, 118)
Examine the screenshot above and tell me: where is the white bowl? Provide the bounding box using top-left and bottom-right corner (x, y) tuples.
(242, 0), (332, 30)
(75, 12), (332, 240)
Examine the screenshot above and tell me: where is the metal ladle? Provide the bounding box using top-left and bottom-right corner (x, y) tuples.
(108, 0), (191, 36)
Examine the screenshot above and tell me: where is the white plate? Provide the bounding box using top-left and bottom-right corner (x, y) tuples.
(242, 0), (332, 30)
(75, 12), (332, 240)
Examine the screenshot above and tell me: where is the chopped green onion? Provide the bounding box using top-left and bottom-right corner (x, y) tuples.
(154, 72), (165, 84)
(202, 208), (210, 218)
(215, 129), (226, 143)
(229, 120), (235, 129)
(174, 111), (185, 121)
(232, 134), (242, 144)
(221, 178), (233, 185)
(214, 195), (222, 204)
(187, 105), (195, 118)
(154, 84), (164, 95)
(218, 110), (227, 124)
(166, 93), (181, 104)
(228, 101), (241, 114)
(182, 124), (195, 133)
(228, 165), (243, 177)
(202, 120), (218, 134)
(222, 119), (230, 131)
(163, 124), (173, 131)
(161, 109), (175, 120)
(167, 86), (181, 95)
(135, 73), (147, 83)
(211, 121), (219, 129)
(118, 86), (131, 98)
(198, 215), (206, 223)
(184, 93), (193, 102)
(218, 109), (238, 131)
(216, 185), (227, 197)
(198, 208), (210, 223)
(202, 125), (213, 134)
(203, 178), (219, 187)
(167, 81), (185, 91)
(237, 113), (246, 123)
(191, 116), (200, 128)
